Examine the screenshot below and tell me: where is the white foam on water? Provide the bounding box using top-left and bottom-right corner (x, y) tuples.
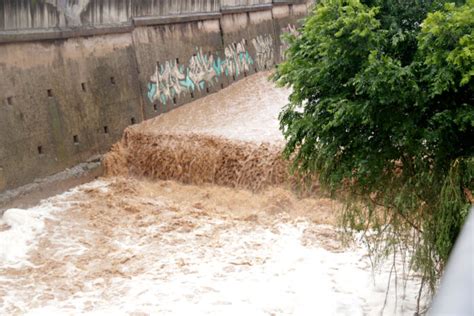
(15, 212), (424, 315)
(0, 180), (109, 268)
(0, 206), (53, 267)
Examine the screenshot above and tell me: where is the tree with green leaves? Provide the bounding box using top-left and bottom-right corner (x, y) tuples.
(273, 0), (473, 305)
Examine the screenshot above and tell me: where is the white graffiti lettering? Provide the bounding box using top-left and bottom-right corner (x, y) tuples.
(252, 34), (274, 70)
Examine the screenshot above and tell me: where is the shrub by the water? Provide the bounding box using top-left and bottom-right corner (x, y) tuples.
(273, 0), (473, 304)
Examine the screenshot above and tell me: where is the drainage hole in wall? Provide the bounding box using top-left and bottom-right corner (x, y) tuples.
(37, 146), (43, 155)
(255, 67), (258, 73)
(153, 104), (158, 112)
(190, 92), (194, 99)
(73, 135), (79, 144)
(131, 117), (136, 125)
(221, 83), (224, 90)
(176, 58), (180, 65)
(103, 126), (109, 134)
(47, 89), (53, 97)
(6, 96), (13, 105)
(81, 82), (87, 92)
(173, 97), (177, 105)
(110, 77), (116, 85)
(232, 75), (236, 81)
(206, 87), (210, 94)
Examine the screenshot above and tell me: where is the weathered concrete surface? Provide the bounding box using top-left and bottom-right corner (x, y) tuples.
(0, 0), (308, 194)
(219, 5), (285, 82)
(0, 0), (221, 30)
(0, 158), (102, 213)
(133, 18), (225, 118)
(272, 2), (307, 63)
(0, 32), (143, 190)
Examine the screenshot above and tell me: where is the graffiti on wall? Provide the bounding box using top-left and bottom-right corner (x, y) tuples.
(147, 38), (262, 105)
(224, 40), (253, 78)
(252, 34), (274, 70)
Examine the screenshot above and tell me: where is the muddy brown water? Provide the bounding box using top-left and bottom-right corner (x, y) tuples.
(0, 72), (426, 314)
(104, 72), (319, 193)
(105, 72), (290, 190)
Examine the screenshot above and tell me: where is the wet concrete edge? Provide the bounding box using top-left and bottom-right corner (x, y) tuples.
(0, 155), (103, 214)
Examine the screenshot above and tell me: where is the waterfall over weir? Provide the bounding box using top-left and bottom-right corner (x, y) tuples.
(0, 72), (427, 315)
(105, 72), (290, 190)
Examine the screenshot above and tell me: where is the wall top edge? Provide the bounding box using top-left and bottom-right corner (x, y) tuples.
(220, 4), (273, 14)
(0, 24), (133, 45)
(272, 1), (295, 5)
(0, 1), (306, 44)
(133, 12), (222, 27)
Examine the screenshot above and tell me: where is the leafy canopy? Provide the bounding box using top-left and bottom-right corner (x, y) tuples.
(274, 0), (473, 294)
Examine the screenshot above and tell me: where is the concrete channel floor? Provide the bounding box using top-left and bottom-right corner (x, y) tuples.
(0, 72), (427, 315)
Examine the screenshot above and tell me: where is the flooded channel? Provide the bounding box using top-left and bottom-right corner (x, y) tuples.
(0, 72), (426, 315)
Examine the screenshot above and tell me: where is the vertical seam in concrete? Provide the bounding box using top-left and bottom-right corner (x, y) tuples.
(271, 5), (283, 65)
(271, 8), (277, 64)
(218, 12), (225, 49)
(130, 30), (147, 122)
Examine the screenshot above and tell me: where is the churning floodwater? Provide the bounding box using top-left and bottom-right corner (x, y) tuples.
(0, 72), (427, 315)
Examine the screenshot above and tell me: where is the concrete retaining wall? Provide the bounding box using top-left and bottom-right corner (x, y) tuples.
(0, 0), (309, 193)
(0, 0), (222, 30)
(135, 19), (226, 117)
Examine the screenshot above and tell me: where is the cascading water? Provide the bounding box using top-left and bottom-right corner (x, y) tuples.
(104, 133), (289, 191)
(104, 71), (292, 191)
(0, 72), (427, 315)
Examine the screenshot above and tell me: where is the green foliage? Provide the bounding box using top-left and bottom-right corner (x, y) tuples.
(419, 1), (474, 89)
(274, 0), (473, 296)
